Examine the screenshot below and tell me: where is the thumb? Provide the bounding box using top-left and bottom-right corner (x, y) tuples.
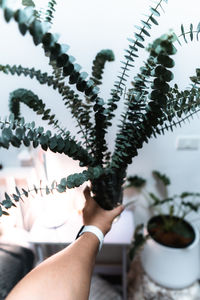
(112, 204), (124, 218)
(83, 186), (92, 201)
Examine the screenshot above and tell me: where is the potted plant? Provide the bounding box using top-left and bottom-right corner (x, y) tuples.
(128, 171), (200, 289)
(0, 0), (200, 221)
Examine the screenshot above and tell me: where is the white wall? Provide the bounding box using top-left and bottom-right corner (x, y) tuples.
(0, 0), (200, 200)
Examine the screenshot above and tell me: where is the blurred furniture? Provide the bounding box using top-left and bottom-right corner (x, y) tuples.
(0, 166), (38, 231)
(29, 210), (134, 300)
(0, 243), (34, 300)
(0, 166), (37, 299)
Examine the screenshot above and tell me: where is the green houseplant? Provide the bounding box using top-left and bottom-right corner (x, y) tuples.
(0, 0), (200, 217)
(128, 171), (200, 288)
(128, 171), (200, 254)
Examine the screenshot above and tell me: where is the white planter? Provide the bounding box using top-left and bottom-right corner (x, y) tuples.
(141, 220), (200, 289)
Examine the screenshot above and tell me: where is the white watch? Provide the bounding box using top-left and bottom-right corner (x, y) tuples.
(76, 225), (104, 252)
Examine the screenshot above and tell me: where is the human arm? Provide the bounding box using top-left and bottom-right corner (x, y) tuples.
(6, 187), (124, 300)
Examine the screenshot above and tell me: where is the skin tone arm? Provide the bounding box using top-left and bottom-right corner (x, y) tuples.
(6, 187), (124, 300)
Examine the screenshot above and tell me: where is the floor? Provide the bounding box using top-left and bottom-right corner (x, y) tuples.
(89, 275), (122, 300)
(127, 257), (200, 300)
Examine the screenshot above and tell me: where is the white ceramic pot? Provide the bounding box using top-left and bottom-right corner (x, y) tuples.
(141, 219), (200, 289)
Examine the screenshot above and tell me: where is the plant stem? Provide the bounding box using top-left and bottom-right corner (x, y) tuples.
(115, 0), (164, 95)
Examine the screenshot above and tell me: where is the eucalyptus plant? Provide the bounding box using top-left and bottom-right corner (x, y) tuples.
(0, 0), (200, 217)
(22, 0), (57, 24)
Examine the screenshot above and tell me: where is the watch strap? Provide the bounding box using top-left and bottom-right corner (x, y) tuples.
(76, 225), (104, 251)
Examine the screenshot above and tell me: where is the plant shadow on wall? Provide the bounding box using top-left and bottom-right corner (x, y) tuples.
(128, 171), (200, 289)
(0, 0), (200, 216)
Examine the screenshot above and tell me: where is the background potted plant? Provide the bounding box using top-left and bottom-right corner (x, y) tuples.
(0, 0), (199, 223)
(128, 171), (200, 289)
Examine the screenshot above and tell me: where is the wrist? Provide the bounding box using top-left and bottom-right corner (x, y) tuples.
(76, 225), (104, 252)
(84, 222), (110, 236)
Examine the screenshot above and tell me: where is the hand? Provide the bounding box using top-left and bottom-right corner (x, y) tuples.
(82, 186), (124, 235)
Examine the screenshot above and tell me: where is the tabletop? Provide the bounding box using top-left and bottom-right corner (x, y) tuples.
(29, 210), (134, 246)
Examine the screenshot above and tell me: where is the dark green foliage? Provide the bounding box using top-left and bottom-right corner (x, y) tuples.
(149, 171), (200, 219)
(0, 2), (200, 215)
(111, 33), (176, 180)
(0, 165), (105, 212)
(57, 166), (104, 191)
(22, 0), (57, 24)
(45, 0), (57, 24)
(92, 168), (125, 209)
(3, 6), (97, 98)
(9, 89), (45, 120)
(0, 117), (94, 166)
(90, 49), (115, 86)
(22, 0), (35, 7)
(8, 88), (80, 141)
(106, 0), (168, 123)
(129, 171), (200, 259)
(125, 175), (146, 189)
(152, 170), (170, 186)
(90, 97), (110, 166)
(0, 64), (93, 146)
(179, 23), (200, 44)
(129, 224), (150, 260)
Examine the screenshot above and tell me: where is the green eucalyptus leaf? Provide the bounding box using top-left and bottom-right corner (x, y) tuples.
(49, 136), (57, 149)
(46, 186), (50, 195)
(2, 211), (9, 216)
(33, 140), (39, 148)
(134, 33), (144, 42)
(2, 127), (12, 141)
(33, 185), (38, 194)
(15, 187), (20, 196)
(150, 7), (160, 17)
(18, 22), (28, 35)
(60, 177), (67, 187)
(22, 188), (28, 197)
(23, 136), (30, 146)
(22, 0), (35, 7)
(135, 40), (144, 48)
(149, 16), (158, 25)
(5, 192), (11, 201)
(12, 194), (20, 201)
(141, 27), (150, 36)
(181, 24), (187, 43)
(189, 23), (193, 41)
(2, 194), (13, 208)
(57, 184), (66, 193)
(141, 20), (151, 29)
(15, 127), (25, 139)
(2, 200), (12, 209)
(196, 22), (200, 40)
(4, 7), (13, 22)
(29, 20), (44, 45)
(19, 117), (25, 125)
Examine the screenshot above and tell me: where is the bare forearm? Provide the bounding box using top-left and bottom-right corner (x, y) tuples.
(6, 187), (124, 300)
(6, 233), (99, 300)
